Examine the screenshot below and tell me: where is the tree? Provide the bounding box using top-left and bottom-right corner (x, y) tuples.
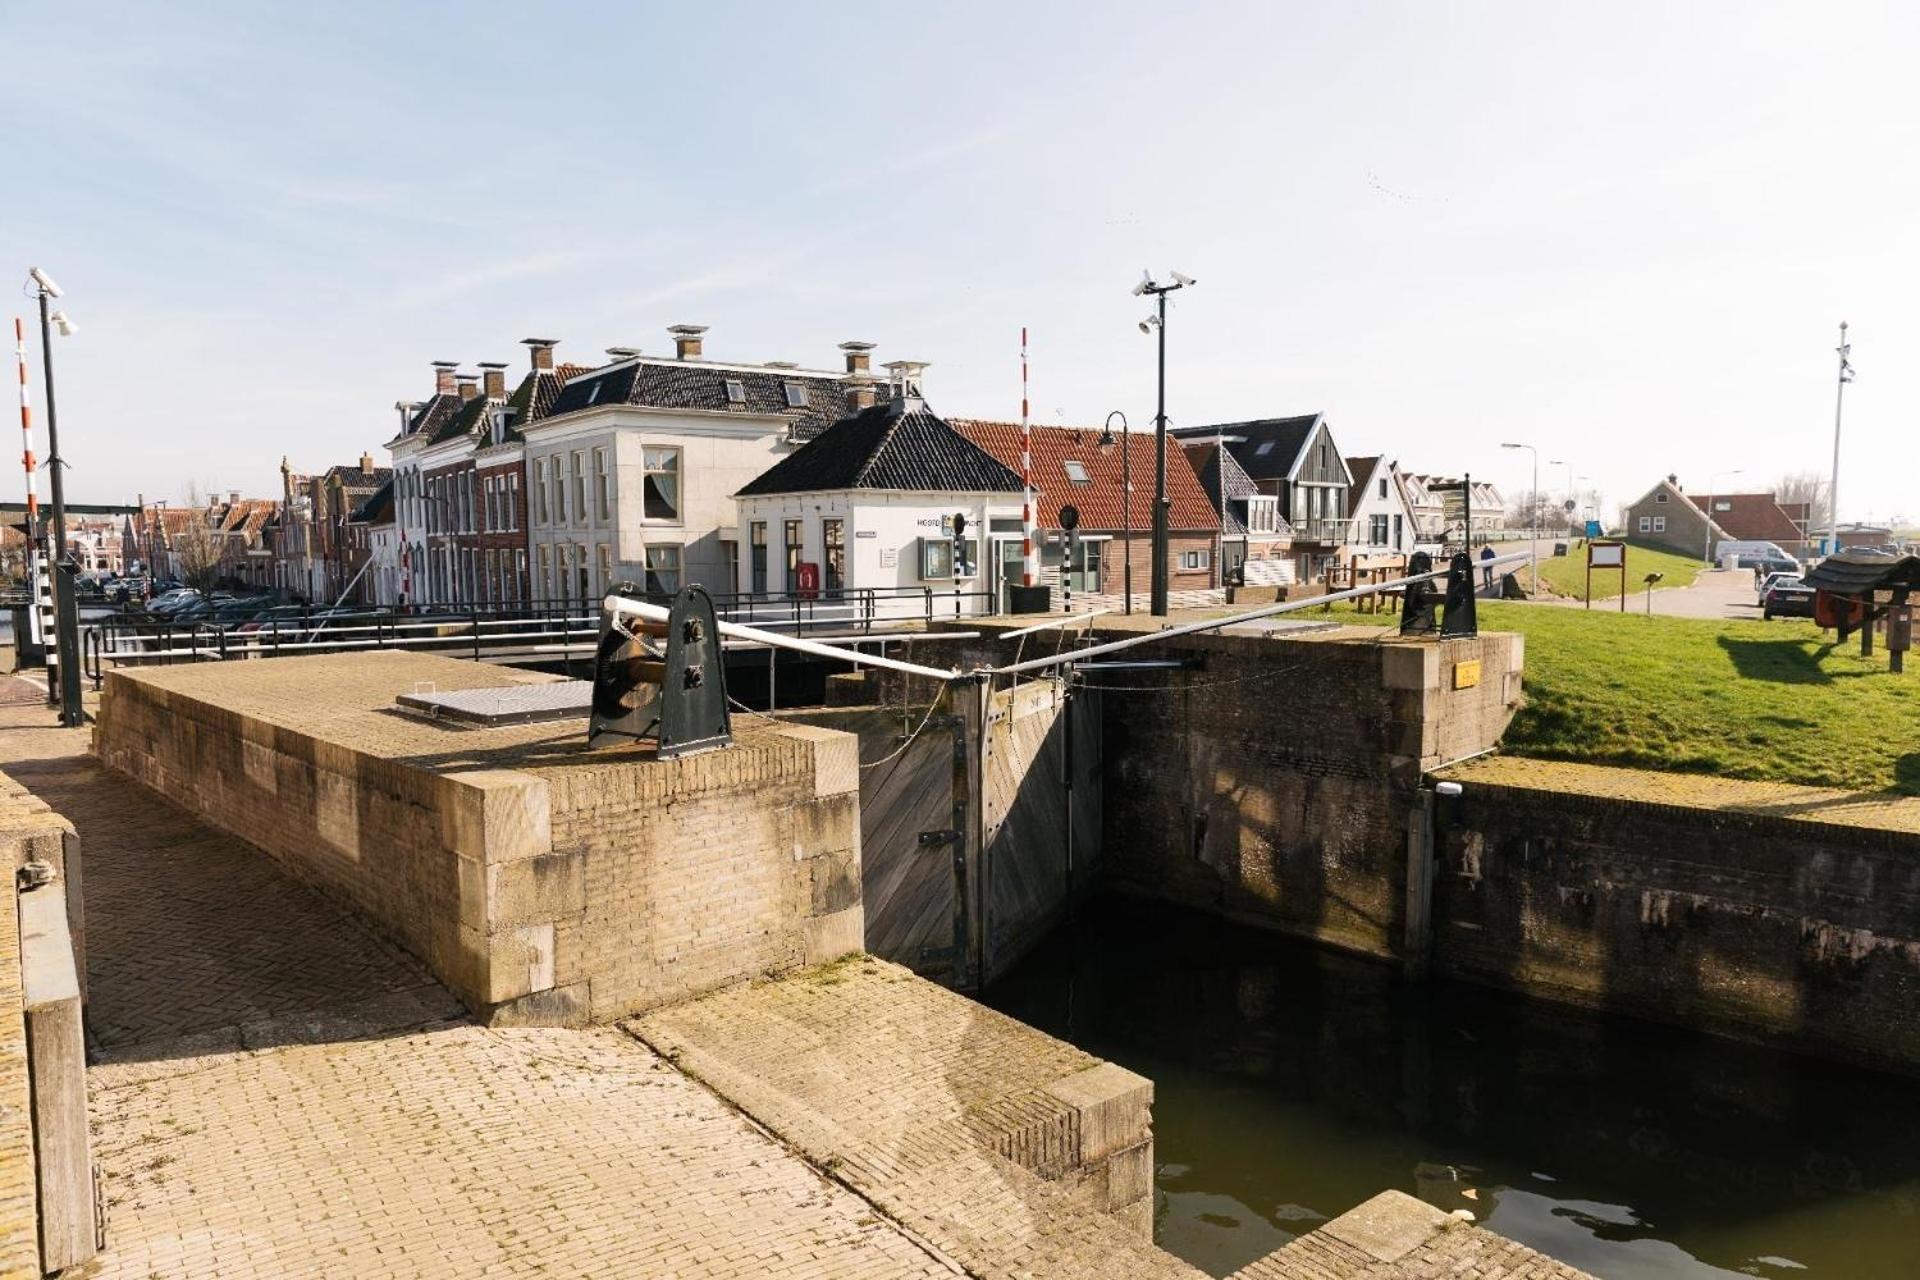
(1771, 471), (1830, 530)
(173, 482), (223, 591)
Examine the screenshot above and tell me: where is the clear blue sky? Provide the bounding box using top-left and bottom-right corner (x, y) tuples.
(4, 1), (1916, 525)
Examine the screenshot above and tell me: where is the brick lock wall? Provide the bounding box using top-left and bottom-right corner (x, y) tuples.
(92, 660), (865, 1026)
(0, 874), (35, 1279)
(1433, 763), (1920, 1073)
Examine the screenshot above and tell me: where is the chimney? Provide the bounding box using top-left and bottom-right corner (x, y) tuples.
(360, 452), (375, 476)
(882, 360), (927, 414)
(840, 340), (875, 375)
(668, 324), (708, 360)
(395, 400), (418, 433)
(606, 347), (642, 362)
(229, 490), (241, 507)
(522, 337), (559, 372)
(479, 361), (508, 399)
(845, 379), (877, 414)
(456, 373), (480, 401)
(432, 361), (459, 395)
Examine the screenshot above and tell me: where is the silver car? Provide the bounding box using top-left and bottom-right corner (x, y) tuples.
(1756, 571), (1801, 607)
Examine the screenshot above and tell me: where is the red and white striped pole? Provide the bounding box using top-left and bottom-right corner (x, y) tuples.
(14, 318), (47, 653)
(1021, 327), (1036, 588)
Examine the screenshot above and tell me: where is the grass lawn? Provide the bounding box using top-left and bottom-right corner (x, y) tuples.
(1527, 540), (1707, 601)
(1322, 602), (1920, 794)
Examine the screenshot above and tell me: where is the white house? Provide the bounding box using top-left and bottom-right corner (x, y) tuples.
(520, 326), (884, 602)
(733, 383), (1027, 620)
(1343, 456), (1424, 559)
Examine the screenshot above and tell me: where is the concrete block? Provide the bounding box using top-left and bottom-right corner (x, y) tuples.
(788, 793), (858, 859)
(1380, 642), (1436, 692)
(19, 885), (96, 1273)
(1044, 1061), (1153, 1164)
(488, 980), (591, 1028)
(486, 922), (556, 1002)
(1105, 1139), (1154, 1209)
(809, 850), (861, 915)
(487, 851), (588, 927)
(1319, 1189), (1447, 1263)
(440, 770), (552, 864)
(1112, 1197), (1153, 1239)
(802, 906), (864, 966)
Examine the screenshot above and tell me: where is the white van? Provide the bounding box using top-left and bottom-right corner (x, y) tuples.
(1715, 540), (1800, 575)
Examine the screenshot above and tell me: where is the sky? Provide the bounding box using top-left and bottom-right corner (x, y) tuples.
(2, 1), (1916, 526)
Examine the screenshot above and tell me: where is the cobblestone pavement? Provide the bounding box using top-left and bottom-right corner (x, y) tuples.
(0, 689), (958, 1279)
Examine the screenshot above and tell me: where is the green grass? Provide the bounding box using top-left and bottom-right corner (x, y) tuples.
(1527, 540), (1707, 601)
(1324, 602), (1920, 794)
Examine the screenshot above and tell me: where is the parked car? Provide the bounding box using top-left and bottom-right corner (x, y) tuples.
(1738, 552), (1800, 581)
(1756, 572), (1802, 607)
(1763, 580), (1816, 620)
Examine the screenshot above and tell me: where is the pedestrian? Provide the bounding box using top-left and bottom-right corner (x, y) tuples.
(1479, 544), (1495, 592)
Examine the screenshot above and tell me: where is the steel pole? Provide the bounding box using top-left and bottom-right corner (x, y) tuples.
(1829, 321), (1847, 556)
(1150, 290), (1169, 616)
(36, 291), (81, 725)
(1122, 429), (1133, 614)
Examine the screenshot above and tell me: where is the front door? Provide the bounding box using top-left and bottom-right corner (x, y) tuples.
(995, 538), (1026, 610)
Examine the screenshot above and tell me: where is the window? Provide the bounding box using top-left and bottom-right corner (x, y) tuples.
(1714, 500), (1732, 512)
(593, 448), (609, 521)
(1638, 516), (1652, 533)
(920, 536), (978, 580)
(1245, 496), (1278, 534)
(1067, 539), (1103, 593)
(1369, 514), (1389, 545)
(822, 519), (844, 594)
(1655, 491), (1668, 503)
(1063, 460), (1091, 485)
(643, 448), (681, 521)
(514, 550), (527, 602)
(724, 379), (747, 405)
(1255, 440), (1275, 457)
(536, 543), (550, 600)
(1393, 514), (1404, 548)
(1180, 548), (1212, 570)
(1378, 477), (1388, 499)
(721, 539), (739, 593)
(575, 543), (590, 599)
(571, 451), (586, 522)
(750, 522), (768, 594)
(782, 382), (807, 409)
(533, 460), (548, 524)
(1652, 516), (1667, 533)
(783, 518), (803, 589)
(551, 457), (566, 524)
(1320, 443), (1329, 469)
(482, 477), (495, 531)
(508, 473), (520, 530)
(644, 544), (681, 594)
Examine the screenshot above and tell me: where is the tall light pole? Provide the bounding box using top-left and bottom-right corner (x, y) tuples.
(1549, 458), (1574, 535)
(1704, 467), (1744, 564)
(1098, 411), (1133, 614)
(1501, 441), (1538, 589)
(1829, 321), (1853, 556)
(26, 268), (81, 726)
(1134, 270), (1195, 616)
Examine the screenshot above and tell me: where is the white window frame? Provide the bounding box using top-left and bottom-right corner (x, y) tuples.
(593, 447), (609, 522)
(1638, 516), (1652, 532)
(642, 447), (683, 524)
(533, 459), (548, 525)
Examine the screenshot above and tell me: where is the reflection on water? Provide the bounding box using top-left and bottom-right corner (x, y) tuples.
(982, 896), (1920, 1279)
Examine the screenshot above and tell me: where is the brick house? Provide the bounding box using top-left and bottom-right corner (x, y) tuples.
(1623, 475), (1811, 560)
(1181, 438), (1291, 587)
(1172, 414), (1352, 581)
(952, 419), (1222, 606)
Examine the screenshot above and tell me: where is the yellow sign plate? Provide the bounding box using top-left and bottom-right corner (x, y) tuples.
(1453, 660), (1482, 690)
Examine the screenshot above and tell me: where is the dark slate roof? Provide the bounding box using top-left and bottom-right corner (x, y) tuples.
(1183, 440), (1261, 534)
(547, 358), (882, 442)
(352, 477), (395, 525)
(1803, 551), (1920, 597)
(403, 392), (462, 442)
(737, 401), (1023, 497)
(323, 464), (392, 494)
(1172, 414), (1321, 482)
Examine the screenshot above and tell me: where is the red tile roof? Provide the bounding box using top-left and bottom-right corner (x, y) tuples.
(1688, 492), (1808, 543)
(950, 420), (1220, 532)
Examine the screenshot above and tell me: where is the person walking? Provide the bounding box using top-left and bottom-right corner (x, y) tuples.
(1480, 543), (1496, 593)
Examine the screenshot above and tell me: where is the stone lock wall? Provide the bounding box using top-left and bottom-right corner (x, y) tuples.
(1431, 758), (1920, 1073)
(92, 657), (864, 1025)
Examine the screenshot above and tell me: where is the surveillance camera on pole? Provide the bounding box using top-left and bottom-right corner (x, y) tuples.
(26, 267), (61, 299)
(1131, 270), (1197, 616)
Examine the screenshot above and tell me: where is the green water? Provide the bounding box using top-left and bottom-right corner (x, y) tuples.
(982, 896), (1920, 1279)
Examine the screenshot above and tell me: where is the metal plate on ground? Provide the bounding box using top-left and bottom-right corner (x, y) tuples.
(395, 680), (593, 727)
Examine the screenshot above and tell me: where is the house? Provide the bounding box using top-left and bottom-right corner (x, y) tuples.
(356, 478), (400, 605)
(387, 361), (465, 604)
(1180, 439), (1291, 586)
(522, 326), (887, 604)
(1170, 414), (1351, 580)
(1342, 456), (1422, 560)
(1624, 475), (1814, 560)
(954, 420), (1222, 605)
(733, 378), (1025, 617)
(1402, 473), (1506, 545)
(1687, 491), (1814, 558)
(274, 458), (389, 602)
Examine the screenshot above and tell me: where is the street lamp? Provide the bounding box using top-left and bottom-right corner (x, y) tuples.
(1549, 458), (1575, 535)
(1098, 410), (1133, 614)
(1704, 468), (1744, 564)
(1501, 441), (1538, 591)
(24, 267), (82, 726)
(1134, 269), (1195, 616)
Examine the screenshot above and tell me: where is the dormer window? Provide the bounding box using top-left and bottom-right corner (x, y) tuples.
(1655, 491), (1668, 503)
(783, 382), (808, 409)
(725, 379), (747, 405)
(1063, 460), (1091, 485)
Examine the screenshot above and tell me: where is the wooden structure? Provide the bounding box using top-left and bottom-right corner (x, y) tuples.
(1586, 539), (1627, 610)
(1804, 552), (1920, 672)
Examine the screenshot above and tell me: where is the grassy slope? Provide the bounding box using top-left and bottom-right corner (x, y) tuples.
(1324, 602), (1920, 794)
(1529, 540), (1707, 601)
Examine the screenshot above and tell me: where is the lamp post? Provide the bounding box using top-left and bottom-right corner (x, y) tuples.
(1134, 270), (1195, 616)
(25, 268), (82, 726)
(1829, 321), (1852, 557)
(1500, 441), (1538, 590)
(1549, 458), (1574, 537)
(1704, 468), (1744, 564)
(1098, 411), (1132, 614)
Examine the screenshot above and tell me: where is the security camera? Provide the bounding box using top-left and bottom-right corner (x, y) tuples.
(1170, 271), (1196, 288)
(50, 312), (76, 337)
(1131, 269), (1153, 297)
(27, 267), (61, 298)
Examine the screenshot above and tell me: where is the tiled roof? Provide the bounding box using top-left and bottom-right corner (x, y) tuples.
(1182, 441), (1271, 536)
(352, 477), (395, 525)
(1172, 415), (1321, 482)
(952, 420), (1220, 532)
(547, 358), (879, 442)
(403, 393), (461, 441)
(737, 401), (1023, 496)
(1688, 492), (1809, 544)
(430, 393), (494, 446)
(1804, 551), (1920, 597)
